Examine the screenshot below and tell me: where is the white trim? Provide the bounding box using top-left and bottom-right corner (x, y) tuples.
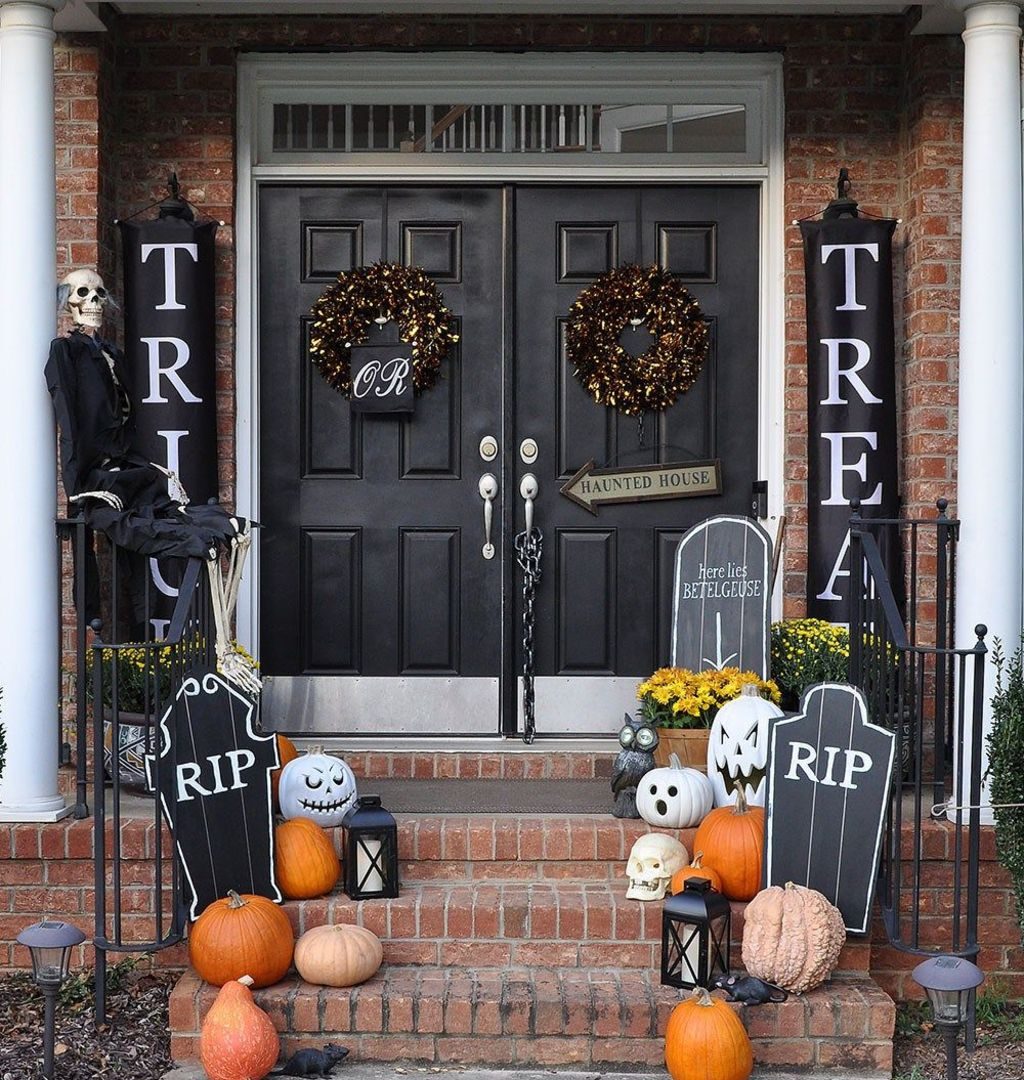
(235, 50), (786, 664)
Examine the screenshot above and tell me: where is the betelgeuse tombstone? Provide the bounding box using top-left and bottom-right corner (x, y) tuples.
(349, 342), (415, 413)
(764, 682), (895, 933)
(671, 515), (771, 677)
(147, 670), (280, 918)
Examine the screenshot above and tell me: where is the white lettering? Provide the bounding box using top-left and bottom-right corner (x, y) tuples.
(816, 529), (851, 603)
(819, 339), (883, 405)
(141, 338), (203, 404)
(148, 558), (179, 599)
(156, 429), (188, 478)
(840, 749), (873, 790)
(149, 618), (170, 641)
(784, 742), (818, 783)
(140, 242), (198, 310)
(176, 762), (211, 802)
(819, 745), (842, 786)
(375, 357), (410, 397)
(821, 242), (879, 312)
(225, 749), (256, 790)
(821, 431), (882, 506)
(206, 754), (229, 795)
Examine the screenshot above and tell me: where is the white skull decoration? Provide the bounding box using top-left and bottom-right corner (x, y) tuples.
(625, 833), (689, 901)
(278, 753), (357, 828)
(61, 268), (109, 329)
(707, 685), (783, 808)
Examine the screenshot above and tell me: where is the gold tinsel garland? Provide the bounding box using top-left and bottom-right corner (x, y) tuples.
(309, 262), (459, 396)
(565, 264), (709, 417)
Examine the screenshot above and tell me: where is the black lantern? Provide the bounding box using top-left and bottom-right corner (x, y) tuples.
(911, 955), (984, 1080)
(341, 794), (399, 899)
(661, 877), (731, 990)
(17, 919), (87, 1079)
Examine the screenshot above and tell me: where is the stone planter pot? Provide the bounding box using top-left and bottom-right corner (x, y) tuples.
(654, 727), (710, 770)
(102, 709), (156, 794)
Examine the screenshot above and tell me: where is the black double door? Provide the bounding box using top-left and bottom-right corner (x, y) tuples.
(258, 183), (759, 736)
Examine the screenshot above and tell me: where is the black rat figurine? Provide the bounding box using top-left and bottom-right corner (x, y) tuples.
(270, 1044), (350, 1077)
(711, 973), (788, 1005)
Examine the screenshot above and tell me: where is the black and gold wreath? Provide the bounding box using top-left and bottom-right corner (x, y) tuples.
(309, 261), (459, 396)
(565, 264), (709, 416)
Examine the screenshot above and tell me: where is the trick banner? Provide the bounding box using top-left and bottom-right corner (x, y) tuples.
(801, 216), (900, 620)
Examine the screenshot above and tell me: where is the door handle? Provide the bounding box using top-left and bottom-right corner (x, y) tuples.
(478, 473), (498, 559)
(520, 473), (539, 533)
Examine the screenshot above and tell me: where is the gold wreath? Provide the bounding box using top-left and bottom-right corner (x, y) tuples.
(565, 264), (709, 416)
(309, 261), (459, 396)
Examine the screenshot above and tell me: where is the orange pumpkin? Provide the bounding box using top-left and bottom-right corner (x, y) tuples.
(189, 890), (294, 989)
(671, 851), (724, 896)
(200, 975), (280, 1080)
(665, 986), (753, 1080)
(692, 787), (764, 901)
(270, 734), (299, 810)
(275, 817), (340, 900)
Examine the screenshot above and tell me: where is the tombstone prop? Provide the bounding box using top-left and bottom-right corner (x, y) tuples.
(147, 671), (280, 919)
(671, 515), (771, 677)
(764, 682), (895, 934)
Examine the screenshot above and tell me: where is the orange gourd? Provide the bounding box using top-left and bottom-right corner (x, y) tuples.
(293, 923), (383, 987)
(189, 890), (294, 989)
(274, 817), (340, 900)
(270, 734), (299, 810)
(665, 986), (753, 1080)
(692, 787), (764, 901)
(200, 975), (280, 1080)
(671, 851), (724, 896)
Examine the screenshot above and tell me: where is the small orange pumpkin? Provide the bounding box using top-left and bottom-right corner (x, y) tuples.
(665, 986), (753, 1080)
(692, 787), (764, 901)
(189, 890), (294, 989)
(200, 975), (280, 1080)
(293, 923), (383, 988)
(671, 851), (724, 896)
(270, 734), (299, 810)
(275, 817), (340, 900)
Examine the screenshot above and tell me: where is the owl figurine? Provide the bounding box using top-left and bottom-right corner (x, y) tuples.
(611, 714), (659, 819)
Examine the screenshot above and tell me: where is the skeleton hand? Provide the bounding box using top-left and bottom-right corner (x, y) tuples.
(70, 490), (124, 511)
(216, 647), (263, 697)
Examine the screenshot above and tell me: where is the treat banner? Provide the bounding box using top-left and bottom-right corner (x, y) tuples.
(801, 216), (901, 620)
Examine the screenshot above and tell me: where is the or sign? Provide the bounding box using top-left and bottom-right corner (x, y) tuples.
(147, 671), (280, 919)
(764, 683), (895, 934)
(561, 459), (721, 515)
(801, 216), (902, 619)
(671, 515), (771, 677)
(350, 343), (414, 413)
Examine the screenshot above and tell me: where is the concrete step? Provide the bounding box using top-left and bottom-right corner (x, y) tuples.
(169, 967), (895, 1075)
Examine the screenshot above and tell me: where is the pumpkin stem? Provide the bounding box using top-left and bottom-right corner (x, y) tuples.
(238, 975), (255, 987)
(692, 852), (705, 869)
(668, 752), (683, 770)
(690, 987), (715, 1007)
(732, 785), (750, 815)
(226, 890), (246, 909)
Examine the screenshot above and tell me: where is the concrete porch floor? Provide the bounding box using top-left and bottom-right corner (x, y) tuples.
(164, 1067), (884, 1080)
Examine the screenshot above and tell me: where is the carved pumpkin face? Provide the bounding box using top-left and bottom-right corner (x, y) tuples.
(278, 754), (357, 828)
(707, 691), (783, 808)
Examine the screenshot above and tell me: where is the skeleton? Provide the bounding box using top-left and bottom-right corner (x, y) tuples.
(625, 833), (688, 901)
(59, 268), (113, 330)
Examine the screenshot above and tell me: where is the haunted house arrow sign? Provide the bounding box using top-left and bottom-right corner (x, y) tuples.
(147, 671), (280, 919)
(764, 683), (895, 934)
(560, 459), (721, 514)
(671, 515), (771, 678)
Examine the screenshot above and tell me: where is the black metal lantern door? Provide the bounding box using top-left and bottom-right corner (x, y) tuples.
(661, 878), (731, 990)
(342, 794), (399, 899)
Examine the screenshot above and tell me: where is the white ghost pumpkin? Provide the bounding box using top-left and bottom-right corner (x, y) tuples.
(707, 684), (783, 808)
(635, 753), (714, 829)
(278, 753), (357, 827)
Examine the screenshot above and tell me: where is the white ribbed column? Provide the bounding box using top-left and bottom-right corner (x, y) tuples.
(953, 0), (1024, 823)
(0, 0), (69, 821)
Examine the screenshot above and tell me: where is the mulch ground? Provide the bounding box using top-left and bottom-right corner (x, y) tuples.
(893, 1002), (1024, 1080)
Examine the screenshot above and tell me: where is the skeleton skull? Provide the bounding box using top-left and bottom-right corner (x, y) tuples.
(707, 688), (783, 808)
(625, 832), (688, 901)
(61, 269), (109, 329)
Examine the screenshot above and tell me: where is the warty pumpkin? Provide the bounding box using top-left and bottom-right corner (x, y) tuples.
(741, 881), (846, 993)
(200, 975), (280, 1080)
(665, 986), (753, 1080)
(692, 786), (764, 901)
(270, 734), (299, 810)
(671, 851), (724, 896)
(274, 817), (340, 900)
(189, 890), (294, 989)
(294, 923), (383, 988)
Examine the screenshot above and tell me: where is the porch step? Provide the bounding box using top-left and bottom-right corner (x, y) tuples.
(281, 881), (872, 975)
(169, 967), (895, 1074)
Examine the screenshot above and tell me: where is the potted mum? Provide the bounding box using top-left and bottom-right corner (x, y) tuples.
(769, 618), (851, 712)
(636, 667), (781, 769)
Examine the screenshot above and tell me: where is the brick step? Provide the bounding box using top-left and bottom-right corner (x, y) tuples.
(169, 967), (895, 1075)
(341, 750), (614, 781)
(283, 881), (871, 975)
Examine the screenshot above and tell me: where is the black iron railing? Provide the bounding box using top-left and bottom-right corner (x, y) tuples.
(849, 500), (987, 961)
(56, 519), (213, 1023)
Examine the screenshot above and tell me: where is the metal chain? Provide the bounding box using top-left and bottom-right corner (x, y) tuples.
(514, 526), (543, 745)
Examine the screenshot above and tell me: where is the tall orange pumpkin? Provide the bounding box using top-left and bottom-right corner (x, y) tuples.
(692, 787), (764, 901)
(275, 817), (340, 899)
(189, 890), (294, 988)
(665, 986), (753, 1080)
(671, 851), (724, 896)
(200, 975), (280, 1080)
(270, 734), (299, 810)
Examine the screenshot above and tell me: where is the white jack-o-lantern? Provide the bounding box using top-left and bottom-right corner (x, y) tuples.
(278, 753), (357, 828)
(707, 684), (783, 808)
(635, 753), (714, 829)
(625, 832), (688, 901)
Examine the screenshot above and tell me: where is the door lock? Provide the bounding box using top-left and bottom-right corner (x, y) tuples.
(519, 438), (538, 464)
(479, 435), (498, 462)
(479, 473), (498, 559)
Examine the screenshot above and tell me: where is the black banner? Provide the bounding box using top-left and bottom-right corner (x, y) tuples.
(802, 217), (900, 619)
(119, 217), (219, 636)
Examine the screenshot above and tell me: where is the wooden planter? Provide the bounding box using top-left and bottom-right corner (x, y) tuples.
(654, 727), (710, 770)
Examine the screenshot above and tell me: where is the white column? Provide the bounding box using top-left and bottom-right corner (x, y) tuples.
(0, 0), (69, 821)
(953, 1), (1024, 823)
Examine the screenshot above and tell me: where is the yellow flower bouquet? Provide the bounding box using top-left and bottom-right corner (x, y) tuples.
(637, 666), (781, 729)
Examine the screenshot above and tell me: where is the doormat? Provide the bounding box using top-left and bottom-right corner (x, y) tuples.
(361, 778), (610, 815)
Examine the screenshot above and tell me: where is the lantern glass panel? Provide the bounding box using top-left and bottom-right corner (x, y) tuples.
(925, 987), (969, 1026)
(30, 946), (67, 986)
(354, 831), (388, 894)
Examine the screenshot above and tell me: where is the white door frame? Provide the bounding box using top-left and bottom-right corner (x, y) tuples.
(234, 52), (787, 718)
